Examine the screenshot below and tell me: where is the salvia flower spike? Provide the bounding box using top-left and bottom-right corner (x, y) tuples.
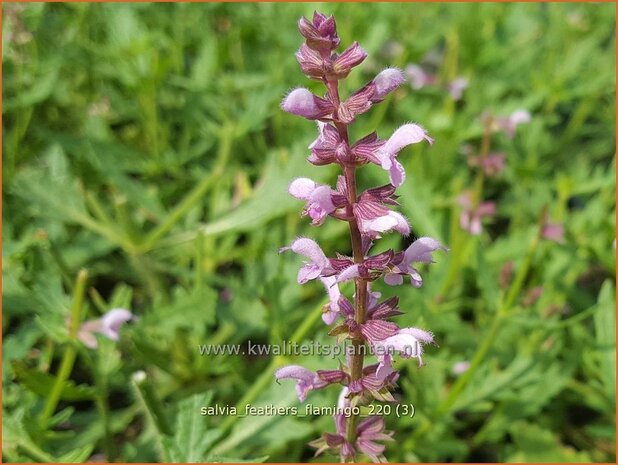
(277, 11), (446, 462)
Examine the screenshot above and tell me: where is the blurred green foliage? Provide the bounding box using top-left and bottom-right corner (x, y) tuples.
(2, 2), (616, 463)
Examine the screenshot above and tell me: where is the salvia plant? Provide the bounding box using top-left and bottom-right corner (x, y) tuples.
(275, 11), (447, 463)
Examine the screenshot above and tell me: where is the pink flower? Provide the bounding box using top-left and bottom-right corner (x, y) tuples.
(384, 237), (448, 287)
(355, 416), (394, 462)
(468, 152), (506, 177)
(448, 77), (468, 100)
(375, 124), (434, 187)
(308, 122), (342, 166)
(279, 237), (333, 284)
(374, 327), (434, 378)
(288, 177), (339, 225)
(372, 67), (406, 100)
(281, 88), (334, 120)
(275, 365), (327, 402)
(331, 42), (367, 77)
(313, 406), (394, 462)
(495, 109), (531, 138)
(542, 222), (565, 244)
(77, 308), (134, 349)
(337, 68), (406, 124)
(298, 11), (340, 53)
(353, 185), (411, 238)
(320, 276), (341, 325)
(458, 191), (496, 235)
(452, 361), (471, 375)
(295, 44), (325, 80)
(404, 64), (436, 89)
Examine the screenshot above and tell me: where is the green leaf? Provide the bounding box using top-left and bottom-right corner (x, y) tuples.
(170, 148), (333, 241)
(506, 421), (592, 462)
(55, 444), (95, 463)
(160, 391), (221, 463)
(12, 361), (96, 401)
(594, 280), (616, 400)
(2, 408), (55, 462)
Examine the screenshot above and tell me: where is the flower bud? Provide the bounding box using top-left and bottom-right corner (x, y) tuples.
(281, 88), (334, 120)
(332, 42), (367, 78)
(372, 68), (405, 100)
(296, 44), (325, 80)
(298, 11), (340, 53)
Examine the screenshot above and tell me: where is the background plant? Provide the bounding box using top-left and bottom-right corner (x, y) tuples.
(3, 2), (616, 463)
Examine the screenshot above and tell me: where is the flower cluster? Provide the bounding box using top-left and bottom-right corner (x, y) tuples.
(275, 12), (446, 462)
(458, 110), (531, 235)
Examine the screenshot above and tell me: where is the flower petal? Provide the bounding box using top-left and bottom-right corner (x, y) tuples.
(376, 353), (395, 380)
(389, 158), (406, 187)
(275, 365), (315, 383)
(298, 263), (322, 284)
(404, 236), (447, 264)
(100, 308), (133, 340)
(363, 215), (398, 233)
(320, 276), (340, 309)
(382, 123), (433, 156)
(287, 237), (330, 269)
(337, 264), (360, 283)
(384, 273), (403, 286)
(399, 327), (434, 344)
(372, 67), (405, 100)
(288, 178), (317, 200)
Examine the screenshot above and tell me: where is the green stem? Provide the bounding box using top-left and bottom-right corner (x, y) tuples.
(438, 229), (540, 414)
(132, 371), (173, 437)
(95, 387), (114, 460)
(38, 269), (88, 428)
(16, 441), (55, 463)
(139, 125), (234, 252)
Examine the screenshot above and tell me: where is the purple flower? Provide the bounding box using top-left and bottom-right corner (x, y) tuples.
(448, 77), (468, 101)
(356, 416), (394, 462)
(458, 191), (496, 235)
(281, 11), (442, 460)
(359, 319), (400, 344)
(372, 67), (406, 100)
(404, 63), (436, 89)
(468, 152), (506, 177)
(298, 11), (340, 53)
(452, 360), (470, 375)
(337, 69), (405, 124)
(384, 237), (448, 287)
(495, 109), (531, 138)
(358, 211), (410, 238)
(375, 124), (434, 187)
(320, 276), (341, 324)
(331, 42), (367, 77)
(295, 44), (325, 80)
(77, 308), (134, 349)
(367, 296), (403, 320)
(542, 222), (565, 244)
(312, 414), (393, 463)
(353, 186), (410, 238)
(288, 177), (340, 225)
(307, 121), (342, 165)
(275, 365), (327, 402)
(280, 237), (333, 284)
(281, 88), (334, 120)
(374, 327), (434, 378)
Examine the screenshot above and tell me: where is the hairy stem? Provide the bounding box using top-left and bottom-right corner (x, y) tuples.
(325, 78), (368, 453)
